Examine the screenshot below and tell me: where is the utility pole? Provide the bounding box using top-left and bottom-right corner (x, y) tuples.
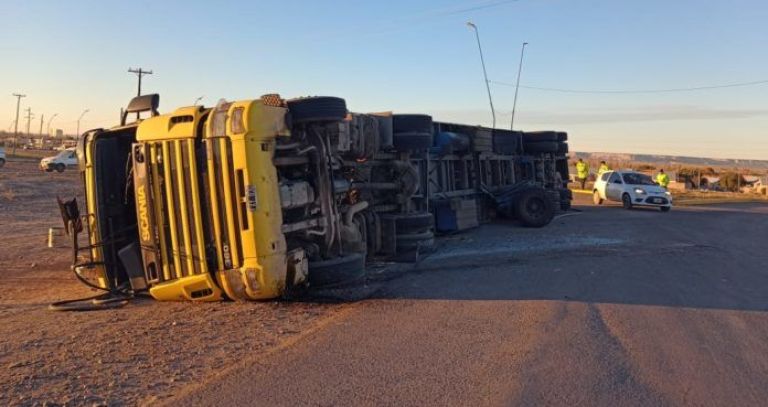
(510, 42), (529, 131)
(11, 93), (26, 155)
(128, 67), (153, 96)
(466, 22), (496, 129)
(39, 114), (44, 137)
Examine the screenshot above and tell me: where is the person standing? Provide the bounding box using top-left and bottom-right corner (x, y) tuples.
(598, 161), (610, 175)
(576, 158), (590, 190)
(656, 169), (670, 189)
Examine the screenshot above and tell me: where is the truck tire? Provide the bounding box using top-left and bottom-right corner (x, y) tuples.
(393, 114), (433, 134)
(524, 141), (559, 154)
(523, 131), (559, 143)
(393, 133), (433, 151)
(557, 142), (569, 155)
(308, 252), (366, 287)
(493, 130), (522, 154)
(396, 231), (435, 252)
(515, 188), (555, 228)
(55, 163), (65, 173)
(382, 213), (434, 235)
(557, 132), (568, 142)
(287, 96), (347, 124)
(559, 189), (572, 211)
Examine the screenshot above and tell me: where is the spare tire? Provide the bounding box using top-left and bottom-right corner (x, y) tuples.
(523, 131), (559, 143)
(287, 96), (347, 124)
(393, 114), (433, 134)
(308, 252), (366, 287)
(524, 141), (560, 154)
(515, 188), (555, 228)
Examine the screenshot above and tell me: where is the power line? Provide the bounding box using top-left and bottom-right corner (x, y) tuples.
(488, 79), (768, 94)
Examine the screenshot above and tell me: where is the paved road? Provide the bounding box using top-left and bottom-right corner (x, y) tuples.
(173, 201), (768, 406)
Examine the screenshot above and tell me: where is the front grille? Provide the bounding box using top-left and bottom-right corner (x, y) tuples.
(645, 196), (669, 205)
(135, 140), (209, 283)
(205, 137), (244, 270)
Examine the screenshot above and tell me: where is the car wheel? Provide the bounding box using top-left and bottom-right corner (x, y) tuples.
(660, 206), (671, 212)
(622, 193), (633, 209)
(55, 163), (65, 173)
(515, 188), (555, 228)
(286, 96), (348, 124)
(592, 191), (603, 205)
(0, 158), (5, 168)
(308, 252), (366, 288)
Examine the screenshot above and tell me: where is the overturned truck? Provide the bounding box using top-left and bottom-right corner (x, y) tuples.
(63, 93), (570, 302)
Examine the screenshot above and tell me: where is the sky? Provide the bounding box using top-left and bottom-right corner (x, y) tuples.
(1, 0), (766, 160)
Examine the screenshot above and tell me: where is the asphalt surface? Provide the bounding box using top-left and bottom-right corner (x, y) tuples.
(171, 199), (768, 406)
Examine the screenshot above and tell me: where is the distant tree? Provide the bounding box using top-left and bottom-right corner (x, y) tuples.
(634, 163), (657, 172)
(719, 172), (747, 192)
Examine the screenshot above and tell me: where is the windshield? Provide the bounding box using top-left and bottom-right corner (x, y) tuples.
(622, 173), (656, 185)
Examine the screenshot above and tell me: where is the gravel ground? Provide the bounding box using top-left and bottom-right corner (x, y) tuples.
(0, 159), (345, 406)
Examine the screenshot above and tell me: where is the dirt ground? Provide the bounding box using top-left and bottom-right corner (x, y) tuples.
(0, 159), (345, 406)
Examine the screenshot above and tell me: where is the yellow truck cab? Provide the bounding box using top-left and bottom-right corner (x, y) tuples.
(131, 99), (306, 301)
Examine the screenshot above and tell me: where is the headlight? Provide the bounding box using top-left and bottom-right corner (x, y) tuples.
(665, 191), (671, 196)
(634, 188), (646, 194)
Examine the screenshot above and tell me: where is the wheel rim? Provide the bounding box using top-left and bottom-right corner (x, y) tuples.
(527, 197), (546, 219)
(623, 195), (630, 206)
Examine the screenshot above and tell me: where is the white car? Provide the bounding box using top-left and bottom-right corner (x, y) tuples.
(40, 148), (78, 173)
(593, 170), (672, 212)
(0, 147), (5, 168)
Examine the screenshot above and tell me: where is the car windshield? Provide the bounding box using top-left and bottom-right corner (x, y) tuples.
(622, 173), (656, 185)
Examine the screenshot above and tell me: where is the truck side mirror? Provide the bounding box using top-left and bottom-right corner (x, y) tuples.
(121, 94), (160, 125)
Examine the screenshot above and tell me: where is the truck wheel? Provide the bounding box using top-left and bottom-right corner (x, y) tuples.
(308, 252), (366, 287)
(392, 114), (433, 152)
(382, 213), (434, 235)
(523, 131), (559, 143)
(393, 114), (433, 134)
(515, 188), (554, 228)
(287, 96), (347, 124)
(0, 158), (5, 168)
(55, 163), (65, 173)
(396, 231), (435, 252)
(556, 142), (569, 155)
(393, 133), (433, 151)
(557, 132), (568, 142)
(622, 193), (633, 209)
(593, 191), (603, 205)
(524, 141), (559, 154)
(559, 189), (572, 211)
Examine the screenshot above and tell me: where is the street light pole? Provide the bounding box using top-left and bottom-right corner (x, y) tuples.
(47, 113), (58, 136)
(76, 109), (90, 139)
(510, 41), (528, 131)
(466, 21), (496, 129)
(11, 93), (26, 155)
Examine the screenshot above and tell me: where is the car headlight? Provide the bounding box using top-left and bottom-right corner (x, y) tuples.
(634, 188), (646, 194)
(665, 191), (671, 196)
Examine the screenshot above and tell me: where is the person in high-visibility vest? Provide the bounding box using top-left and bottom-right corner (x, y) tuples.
(656, 169), (670, 188)
(598, 161), (610, 176)
(576, 158), (590, 190)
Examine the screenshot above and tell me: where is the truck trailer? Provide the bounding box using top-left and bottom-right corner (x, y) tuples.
(58, 93), (570, 303)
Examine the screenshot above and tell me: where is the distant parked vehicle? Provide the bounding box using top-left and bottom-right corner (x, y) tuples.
(0, 147), (5, 168)
(40, 148), (78, 173)
(593, 170), (673, 212)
